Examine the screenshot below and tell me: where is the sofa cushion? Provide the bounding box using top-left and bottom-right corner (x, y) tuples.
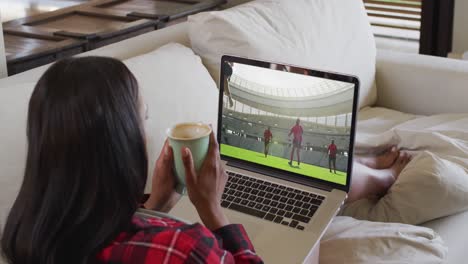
(188, 0), (377, 109)
(422, 210), (468, 264)
(123, 43), (219, 192)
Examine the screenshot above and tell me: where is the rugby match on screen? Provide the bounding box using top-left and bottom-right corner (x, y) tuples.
(219, 61), (354, 186)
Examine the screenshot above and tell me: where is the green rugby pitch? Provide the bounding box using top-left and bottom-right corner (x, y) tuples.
(220, 144), (347, 185)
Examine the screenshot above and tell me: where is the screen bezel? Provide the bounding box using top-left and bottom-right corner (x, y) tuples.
(217, 55), (359, 193)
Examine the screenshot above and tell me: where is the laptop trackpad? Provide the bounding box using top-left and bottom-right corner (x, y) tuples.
(224, 210), (264, 238)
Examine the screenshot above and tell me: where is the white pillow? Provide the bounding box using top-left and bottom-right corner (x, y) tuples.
(0, 82), (35, 226)
(188, 0), (377, 109)
(321, 216), (447, 264)
(341, 151), (468, 225)
(123, 43), (219, 192)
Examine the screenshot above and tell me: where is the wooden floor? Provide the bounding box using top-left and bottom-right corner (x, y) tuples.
(0, 0), (90, 22)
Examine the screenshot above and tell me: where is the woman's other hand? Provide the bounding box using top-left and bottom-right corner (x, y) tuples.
(144, 140), (181, 212)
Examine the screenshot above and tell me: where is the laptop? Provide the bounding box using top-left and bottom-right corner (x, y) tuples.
(170, 55), (359, 263)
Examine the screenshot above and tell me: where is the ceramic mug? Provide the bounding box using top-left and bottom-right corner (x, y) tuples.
(167, 122), (211, 194)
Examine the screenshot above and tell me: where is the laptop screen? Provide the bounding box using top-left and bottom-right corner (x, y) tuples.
(219, 57), (358, 188)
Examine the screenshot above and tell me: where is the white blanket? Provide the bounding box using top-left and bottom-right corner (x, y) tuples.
(321, 216), (447, 264)
(321, 107), (468, 264)
(342, 107), (468, 225)
(355, 107), (468, 157)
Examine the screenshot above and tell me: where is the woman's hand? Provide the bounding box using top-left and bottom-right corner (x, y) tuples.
(182, 131), (229, 230)
(144, 140), (181, 213)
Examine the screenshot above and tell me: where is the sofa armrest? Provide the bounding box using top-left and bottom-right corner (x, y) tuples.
(375, 49), (468, 115)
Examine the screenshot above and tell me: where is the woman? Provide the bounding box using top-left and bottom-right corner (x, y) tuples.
(1, 57), (263, 264)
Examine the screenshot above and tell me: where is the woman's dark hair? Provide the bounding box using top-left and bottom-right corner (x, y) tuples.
(1, 57), (148, 264)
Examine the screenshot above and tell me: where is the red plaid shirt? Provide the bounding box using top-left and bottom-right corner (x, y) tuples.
(97, 212), (263, 263)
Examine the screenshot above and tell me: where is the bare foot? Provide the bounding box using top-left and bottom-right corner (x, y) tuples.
(347, 154), (412, 203)
(372, 152), (411, 197)
(356, 146), (400, 170)
(388, 152), (412, 180)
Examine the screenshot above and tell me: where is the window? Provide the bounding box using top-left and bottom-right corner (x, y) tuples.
(364, 0), (455, 57)
(364, 0), (422, 53)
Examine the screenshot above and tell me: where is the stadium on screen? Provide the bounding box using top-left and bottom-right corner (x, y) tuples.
(220, 62), (354, 186)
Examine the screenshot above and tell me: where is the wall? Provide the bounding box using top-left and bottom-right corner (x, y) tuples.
(452, 0), (468, 55)
(0, 10), (7, 78)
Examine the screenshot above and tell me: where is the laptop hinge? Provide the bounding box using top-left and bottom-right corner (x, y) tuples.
(226, 161), (334, 193)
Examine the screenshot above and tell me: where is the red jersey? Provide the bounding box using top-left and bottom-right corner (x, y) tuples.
(264, 130), (272, 142)
(328, 144), (337, 158)
(290, 125), (303, 142)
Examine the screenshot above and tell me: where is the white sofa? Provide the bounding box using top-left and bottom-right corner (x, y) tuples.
(1, 6), (468, 264)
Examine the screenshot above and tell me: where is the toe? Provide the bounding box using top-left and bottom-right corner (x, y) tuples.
(389, 146), (400, 160)
(405, 154), (412, 164)
(400, 152), (412, 166)
(398, 153), (406, 164)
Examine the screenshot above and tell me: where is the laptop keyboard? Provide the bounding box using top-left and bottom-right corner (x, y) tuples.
(221, 171), (325, 231)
